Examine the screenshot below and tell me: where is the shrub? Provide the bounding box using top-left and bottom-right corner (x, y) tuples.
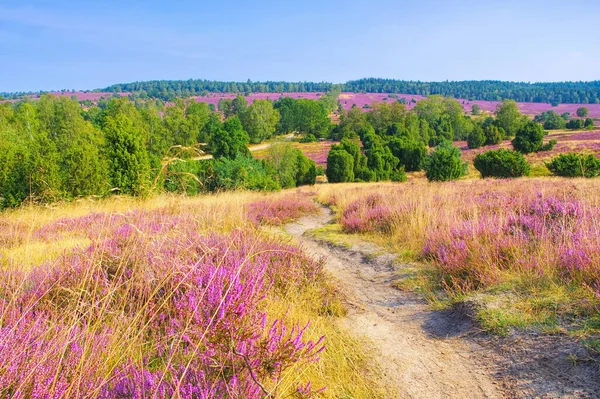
(300, 134), (318, 143)
(164, 159), (204, 195)
(483, 125), (503, 145)
(388, 137), (427, 171)
(537, 139), (557, 152)
(474, 149), (530, 178)
(577, 107), (589, 118)
(424, 142), (467, 182)
(546, 153), (600, 178)
(566, 119), (584, 130)
(326, 149), (354, 183)
(512, 121), (545, 154)
(213, 154), (280, 191)
(467, 126), (486, 149)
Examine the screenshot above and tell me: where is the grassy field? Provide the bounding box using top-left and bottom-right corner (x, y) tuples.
(0, 190), (389, 398)
(314, 179), (600, 340)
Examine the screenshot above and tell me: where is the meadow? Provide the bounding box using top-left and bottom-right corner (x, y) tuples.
(315, 179), (600, 337)
(0, 191), (388, 398)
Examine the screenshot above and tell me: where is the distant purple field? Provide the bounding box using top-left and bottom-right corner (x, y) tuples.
(6, 90), (600, 119)
(338, 93), (600, 118)
(191, 92), (600, 118)
(191, 92), (325, 107)
(4, 91), (131, 103)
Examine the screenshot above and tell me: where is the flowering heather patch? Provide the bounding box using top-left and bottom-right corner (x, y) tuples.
(0, 206), (328, 397)
(247, 194), (319, 226)
(332, 180), (600, 299)
(340, 193), (393, 234)
(460, 130), (600, 168)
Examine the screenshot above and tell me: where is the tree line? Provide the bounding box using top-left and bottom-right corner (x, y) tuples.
(0, 93), (338, 210)
(6, 78), (599, 104)
(98, 78), (600, 104)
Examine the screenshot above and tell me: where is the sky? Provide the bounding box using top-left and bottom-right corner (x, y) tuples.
(1, 0), (599, 92)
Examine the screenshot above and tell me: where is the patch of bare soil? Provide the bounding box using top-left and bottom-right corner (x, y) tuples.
(283, 205), (600, 399)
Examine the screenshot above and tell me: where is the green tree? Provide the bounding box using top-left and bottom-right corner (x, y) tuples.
(483, 124), (503, 145)
(103, 112), (151, 196)
(471, 104), (481, 115)
(241, 99), (281, 144)
(424, 142), (467, 182)
(326, 149), (355, 183)
(512, 121), (545, 154)
(495, 100), (525, 138)
(294, 99), (331, 137)
(388, 137), (427, 171)
(577, 107), (589, 118)
(541, 111), (566, 130)
(467, 124), (486, 149)
(211, 116), (250, 159)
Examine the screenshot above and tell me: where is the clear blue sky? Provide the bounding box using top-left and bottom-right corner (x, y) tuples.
(1, 0), (599, 92)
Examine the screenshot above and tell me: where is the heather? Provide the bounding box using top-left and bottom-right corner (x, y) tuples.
(0, 192), (386, 398)
(318, 180), (600, 333)
(246, 194), (319, 226)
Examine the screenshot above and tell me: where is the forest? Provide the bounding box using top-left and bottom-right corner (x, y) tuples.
(4, 79), (600, 104)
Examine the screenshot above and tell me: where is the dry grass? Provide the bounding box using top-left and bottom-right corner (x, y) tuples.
(0, 189), (389, 397)
(315, 179), (600, 335)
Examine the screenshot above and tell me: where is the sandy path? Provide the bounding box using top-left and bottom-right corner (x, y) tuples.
(284, 206), (505, 399)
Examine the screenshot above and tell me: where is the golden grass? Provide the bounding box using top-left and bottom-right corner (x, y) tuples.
(314, 179), (600, 335)
(0, 188), (389, 397)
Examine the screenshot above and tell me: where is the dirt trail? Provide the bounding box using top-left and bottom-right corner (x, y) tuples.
(284, 206), (600, 399)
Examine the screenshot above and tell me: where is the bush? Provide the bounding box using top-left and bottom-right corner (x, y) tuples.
(512, 121), (545, 154)
(546, 153), (600, 178)
(164, 159), (204, 195)
(326, 149), (354, 183)
(467, 126), (486, 149)
(424, 142), (467, 182)
(388, 137), (427, 171)
(483, 125), (503, 145)
(537, 139), (557, 152)
(213, 154), (280, 191)
(566, 119), (584, 130)
(299, 134), (318, 143)
(474, 149), (530, 178)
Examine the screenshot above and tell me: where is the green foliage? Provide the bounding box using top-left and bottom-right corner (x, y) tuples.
(424, 142), (467, 182)
(577, 107), (589, 118)
(474, 149), (530, 178)
(538, 140), (557, 152)
(240, 99), (280, 144)
(213, 154), (280, 191)
(294, 99), (331, 137)
(546, 153), (600, 178)
(584, 118), (595, 130)
(211, 116), (250, 159)
(467, 125), (486, 149)
(471, 104), (481, 115)
(566, 118), (584, 130)
(534, 111), (566, 130)
(326, 149), (355, 183)
(266, 143), (317, 188)
(388, 137), (427, 171)
(495, 100), (526, 138)
(366, 143), (399, 181)
(299, 134), (317, 143)
(164, 159), (204, 195)
(512, 121), (545, 154)
(103, 112), (151, 196)
(330, 106), (366, 140)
